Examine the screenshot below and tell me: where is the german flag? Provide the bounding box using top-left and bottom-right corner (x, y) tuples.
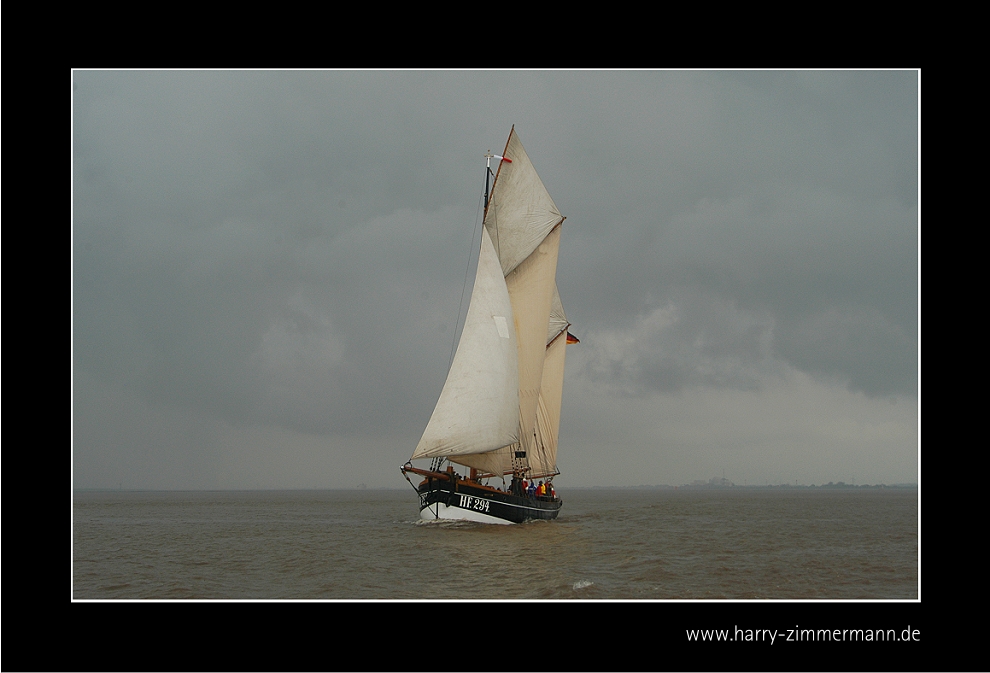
(566, 332), (580, 344)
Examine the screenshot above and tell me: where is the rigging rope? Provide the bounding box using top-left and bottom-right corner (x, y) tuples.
(448, 192), (485, 371)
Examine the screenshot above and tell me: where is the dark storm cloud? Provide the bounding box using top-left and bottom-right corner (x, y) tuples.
(73, 71), (486, 436)
(559, 71), (917, 399)
(72, 69), (918, 488)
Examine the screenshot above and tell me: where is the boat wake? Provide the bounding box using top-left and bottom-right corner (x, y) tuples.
(413, 518), (480, 529)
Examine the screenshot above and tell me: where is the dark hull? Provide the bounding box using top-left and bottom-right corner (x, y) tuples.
(417, 478), (561, 524)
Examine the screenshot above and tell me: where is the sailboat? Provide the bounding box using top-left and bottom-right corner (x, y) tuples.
(400, 126), (577, 524)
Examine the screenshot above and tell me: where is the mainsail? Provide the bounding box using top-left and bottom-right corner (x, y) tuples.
(412, 127), (568, 480)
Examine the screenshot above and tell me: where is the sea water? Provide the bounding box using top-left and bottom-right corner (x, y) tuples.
(72, 487), (917, 600)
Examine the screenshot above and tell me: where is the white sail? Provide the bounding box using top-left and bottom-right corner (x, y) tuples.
(485, 129), (564, 277)
(506, 226), (560, 463)
(456, 285), (568, 478)
(531, 287), (569, 478)
(450, 445), (515, 477)
(485, 128), (563, 473)
(547, 284), (568, 344)
(532, 332), (567, 478)
(411, 226), (519, 459)
(410, 127), (570, 485)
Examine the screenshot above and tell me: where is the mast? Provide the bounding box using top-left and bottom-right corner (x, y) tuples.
(484, 134), (513, 219)
(485, 151), (493, 212)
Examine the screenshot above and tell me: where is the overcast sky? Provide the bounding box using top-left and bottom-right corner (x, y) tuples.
(72, 70), (919, 489)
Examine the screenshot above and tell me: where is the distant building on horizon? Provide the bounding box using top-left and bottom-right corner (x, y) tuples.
(686, 476), (735, 488)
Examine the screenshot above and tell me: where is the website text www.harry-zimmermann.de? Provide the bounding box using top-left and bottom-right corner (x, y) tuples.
(686, 625), (921, 645)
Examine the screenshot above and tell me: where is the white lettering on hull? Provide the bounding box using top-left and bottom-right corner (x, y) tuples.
(458, 494), (491, 513)
(419, 502), (513, 525)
